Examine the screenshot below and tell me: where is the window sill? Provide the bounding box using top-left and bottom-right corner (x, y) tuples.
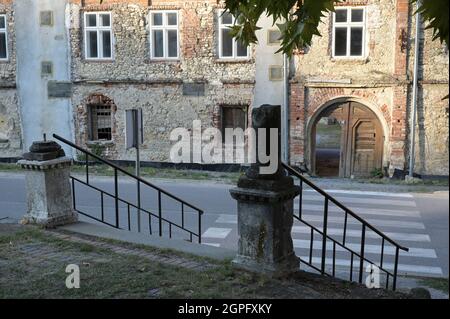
(215, 58), (254, 64)
(330, 57), (369, 64)
(0, 59), (9, 63)
(83, 59), (115, 63)
(145, 59), (181, 64)
(86, 140), (114, 146)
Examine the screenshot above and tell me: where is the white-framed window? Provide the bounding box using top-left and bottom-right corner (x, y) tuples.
(0, 15), (8, 61)
(332, 7), (366, 58)
(149, 10), (180, 60)
(84, 12), (113, 60)
(218, 11), (249, 59)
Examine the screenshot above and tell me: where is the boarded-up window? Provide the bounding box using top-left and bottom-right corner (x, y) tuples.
(40, 11), (53, 26)
(221, 106), (248, 140)
(88, 105), (112, 141)
(269, 65), (283, 81)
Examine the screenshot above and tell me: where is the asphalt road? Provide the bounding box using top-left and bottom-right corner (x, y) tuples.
(0, 172), (448, 281)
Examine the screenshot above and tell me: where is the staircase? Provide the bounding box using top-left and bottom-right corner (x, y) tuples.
(283, 163), (409, 290)
(53, 134), (203, 244)
(53, 134), (407, 290)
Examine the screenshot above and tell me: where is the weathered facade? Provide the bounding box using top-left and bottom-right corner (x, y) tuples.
(0, 0), (21, 158)
(0, 0), (448, 177)
(289, 0), (449, 176)
(69, 0), (256, 162)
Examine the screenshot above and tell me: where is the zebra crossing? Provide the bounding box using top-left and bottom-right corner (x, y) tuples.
(200, 190), (444, 277)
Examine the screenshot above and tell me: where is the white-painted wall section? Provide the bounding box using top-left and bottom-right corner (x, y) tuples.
(253, 16), (284, 108)
(253, 15), (286, 159)
(14, 0), (72, 155)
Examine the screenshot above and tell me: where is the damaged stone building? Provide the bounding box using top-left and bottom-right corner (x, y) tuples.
(289, 0), (449, 177)
(0, 0), (448, 178)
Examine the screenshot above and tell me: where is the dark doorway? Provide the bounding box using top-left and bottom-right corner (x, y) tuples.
(315, 117), (342, 177)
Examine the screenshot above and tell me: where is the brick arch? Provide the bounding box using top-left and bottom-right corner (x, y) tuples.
(307, 88), (391, 128)
(75, 93), (118, 148)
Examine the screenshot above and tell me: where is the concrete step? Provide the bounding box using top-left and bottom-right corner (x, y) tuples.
(59, 221), (235, 261)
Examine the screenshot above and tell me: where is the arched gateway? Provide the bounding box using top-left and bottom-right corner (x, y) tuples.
(309, 101), (385, 178)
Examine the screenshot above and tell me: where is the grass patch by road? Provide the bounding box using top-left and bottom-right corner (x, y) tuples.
(0, 162), (242, 184)
(0, 225), (411, 299)
(417, 277), (449, 294)
(354, 177), (449, 187)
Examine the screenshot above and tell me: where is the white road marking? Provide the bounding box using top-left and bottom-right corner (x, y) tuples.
(300, 256), (443, 276)
(293, 239), (437, 258)
(295, 203), (421, 218)
(300, 214), (426, 229)
(202, 227), (232, 239)
(303, 189), (413, 198)
(300, 195), (417, 207)
(292, 226), (431, 242)
(217, 213), (425, 229)
(216, 214), (238, 224)
(202, 243), (221, 247)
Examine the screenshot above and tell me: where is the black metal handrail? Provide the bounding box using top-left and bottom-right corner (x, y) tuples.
(54, 134), (203, 243)
(282, 163), (408, 290)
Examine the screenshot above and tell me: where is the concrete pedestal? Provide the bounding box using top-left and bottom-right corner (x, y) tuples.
(230, 176), (300, 275)
(18, 157), (78, 227)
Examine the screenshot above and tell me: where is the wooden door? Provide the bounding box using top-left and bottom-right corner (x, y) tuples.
(313, 102), (383, 178)
(343, 103), (383, 178)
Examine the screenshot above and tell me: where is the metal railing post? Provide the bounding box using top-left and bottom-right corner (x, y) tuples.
(137, 180), (141, 232)
(359, 225), (366, 283)
(298, 179), (303, 219)
(101, 192), (104, 222)
(158, 191), (162, 237)
(343, 211), (348, 245)
(393, 247), (400, 290)
(71, 178), (76, 210)
(85, 155), (89, 184)
(321, 198), (329, 275)
(114, 168), (119, 228)
(198, 211), (202, 244)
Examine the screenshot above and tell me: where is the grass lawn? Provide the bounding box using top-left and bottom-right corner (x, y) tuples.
(417, 277), (449, 294)
(0, 225), (411, 299)
(0, 162), (242, 184)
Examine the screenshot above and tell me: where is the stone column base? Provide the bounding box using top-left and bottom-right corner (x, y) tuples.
(20, 210), (78, 228)
(18, 157), (78, 228)
(230, 176), (301, 276)
(232, 252), (300, 276)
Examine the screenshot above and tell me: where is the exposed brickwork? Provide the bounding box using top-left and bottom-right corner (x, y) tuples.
(289, 0), (448, 176)
(394, 0), (409, 77)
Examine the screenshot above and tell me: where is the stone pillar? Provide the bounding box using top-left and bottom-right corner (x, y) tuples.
(230, 105), (300, 275)
(17, 138), (78, 227)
